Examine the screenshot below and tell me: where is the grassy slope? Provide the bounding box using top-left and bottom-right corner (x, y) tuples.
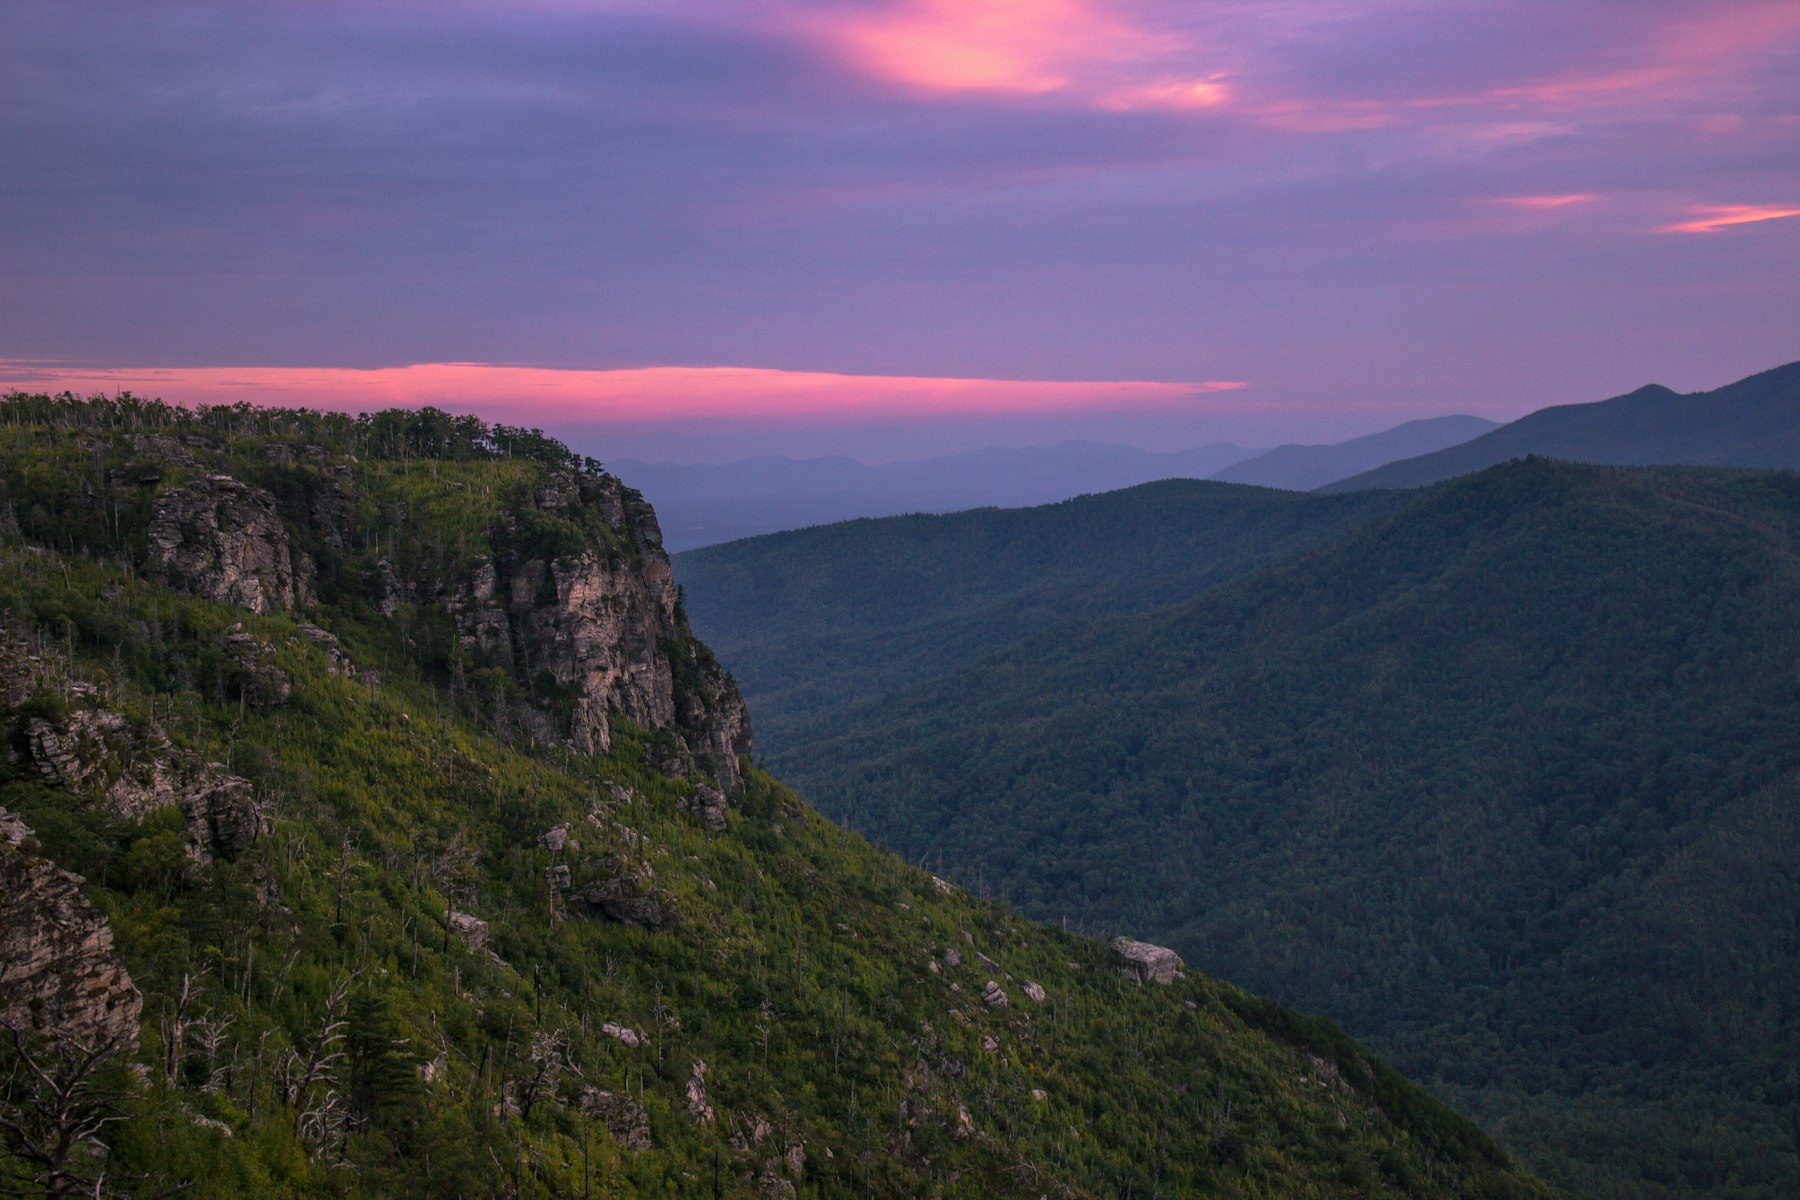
(755, 459), (1800, 1197)
(0, 400), (1549, 1199)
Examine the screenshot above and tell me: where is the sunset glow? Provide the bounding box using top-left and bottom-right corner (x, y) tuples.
(2, 1), (1795, 459)
(1659, 205), (1800, 234)
(1493, 195), (1599, 209)
(815, 0), (1156, 97)
(0, 361), (1245, 426)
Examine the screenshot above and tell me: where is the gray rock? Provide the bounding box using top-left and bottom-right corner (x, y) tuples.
(441, 478), (750, 787)
(577, 1086), (652, 1150)
(446, 911), (488, 950)
(685, 1060), (714, 1121)
(146, 475), (312, 614)
(1110, 937), (1183, 985)
(0, 807), (142, 1048)
(982, 980), (1008, 1009)
(570, 867), (676, 934)
(600, 1021), (644, 1049)
(20, 705), (263, 862)
(1022, 980), (1047, 1003)
(685, 784), (727, 832)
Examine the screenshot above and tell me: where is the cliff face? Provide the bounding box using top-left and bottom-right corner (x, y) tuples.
(0, 806), (141, 1048)
(147, 474), (315, 614)
(135, 462), (749, 794)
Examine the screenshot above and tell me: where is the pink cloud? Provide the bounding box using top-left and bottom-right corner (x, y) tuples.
(0, 361), (1245, 426)
(1658, 204), (1800, 234)
(800, 0), (1242, 114)
(1491, 194), (1598, 209)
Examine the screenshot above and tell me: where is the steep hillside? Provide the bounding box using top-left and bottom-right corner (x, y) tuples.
(1211, 415), (1497, 491)
(761, 459), (1800, 1197)
(1322, 360), (1800, 492)
(676, 480), (1401, 752)
(0, 393), (1550, 1199)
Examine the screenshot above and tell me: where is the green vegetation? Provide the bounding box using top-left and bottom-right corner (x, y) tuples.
(0, 393), (1550, 1198)
(675, 479), (1400, 744)
(695, 457), (1800, 1197)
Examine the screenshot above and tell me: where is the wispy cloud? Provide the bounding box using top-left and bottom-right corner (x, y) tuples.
(0, 361), (1245, 425)
(1491, 194), (1598, 209)
(1658, 204), (1800, 234)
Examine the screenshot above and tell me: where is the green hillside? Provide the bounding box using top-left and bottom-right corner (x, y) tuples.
(675, 480), (1400, 749)
(1321, 360), (1800, 493)
(750, 459), (1800, 1197)
(0, 393), (1550, 1199)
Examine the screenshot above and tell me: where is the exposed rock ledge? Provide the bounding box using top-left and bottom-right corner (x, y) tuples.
(0, 807), (142, 1048)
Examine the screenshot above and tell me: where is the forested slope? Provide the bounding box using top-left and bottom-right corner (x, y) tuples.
(0, 393), (1550, 1199)
(754, 459), (1800, 1197)
(676, 480), (1400, 751)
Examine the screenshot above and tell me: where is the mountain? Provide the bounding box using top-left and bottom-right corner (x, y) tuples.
(0, 393), (1550, 1199)
(612, 440), (1262, 549)
(675, 481), (1403, 747)
(1322, 360), (1800, 492)
(1212, 415), (1498, 491)
(698, 458), (1800, 1197)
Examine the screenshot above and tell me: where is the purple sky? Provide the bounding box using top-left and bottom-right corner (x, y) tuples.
(2, 0), (1796, 461)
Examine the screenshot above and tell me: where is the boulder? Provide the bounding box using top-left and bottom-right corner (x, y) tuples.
(600, 1021), (644, 1049)
(446, 911), (488, 950)
(570, 870), (676, 934)
(685, 1060), (714, 1121)
(1110, 937), (1183, 985)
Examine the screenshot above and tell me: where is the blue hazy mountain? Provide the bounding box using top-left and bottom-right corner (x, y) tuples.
(1213, 414), (1498, 490)
(612, 441), (1264, 549)
(1322, 361), (1800, 493)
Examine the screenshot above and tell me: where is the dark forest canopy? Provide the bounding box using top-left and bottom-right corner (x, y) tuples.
(0, 390), (601, 475)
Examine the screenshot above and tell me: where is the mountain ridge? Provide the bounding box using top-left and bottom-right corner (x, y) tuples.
(1321, 360), (1800, 492)
(0, 391), (1550, 1199)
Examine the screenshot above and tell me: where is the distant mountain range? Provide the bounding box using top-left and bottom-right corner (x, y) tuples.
(612, 441), (1263, 549)
(1217, 414), (1499, 490)
(1323, 360), (1800, 492)
(618, 412), (1518, 550)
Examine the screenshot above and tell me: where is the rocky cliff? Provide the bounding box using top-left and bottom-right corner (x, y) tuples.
(115, 446), (748, 797)
(0, 805), (141, 1048)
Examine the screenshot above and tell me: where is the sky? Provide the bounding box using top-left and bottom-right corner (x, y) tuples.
(1, 0), (1796, 462)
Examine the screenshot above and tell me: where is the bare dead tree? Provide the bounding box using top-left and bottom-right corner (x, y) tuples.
(279, 971), (357, 1147)
(0, 1027), (191, 1199)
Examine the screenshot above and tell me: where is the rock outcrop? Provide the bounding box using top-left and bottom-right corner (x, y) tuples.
(0, 808), (142, 1048)
(16, 703), (262, 863)
(577, 1086), (652, 1150)
(571, 875), (676, 933)
(442, 476), (750, 789)
(446, 911), (489, 950)
(1110, 937), (1183, 985)
(147, 475), (313, 614)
